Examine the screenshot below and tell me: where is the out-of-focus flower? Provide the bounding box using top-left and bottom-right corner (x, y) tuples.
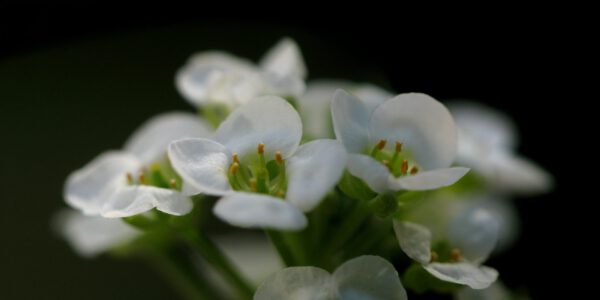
(449, 102), (553, 195)
(54, 209), (139, 257)
(168, 97), (346, 230)
(65, 112), (212, 218)
(254, 255), (407, 300)
(331, 89), (469, 193)
(456, 281), (529, 300)
(394, 208), (499, 289)
(176, 38), (306, 109)
(298, 80), (392, 139)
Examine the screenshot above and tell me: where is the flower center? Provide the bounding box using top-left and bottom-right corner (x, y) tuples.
(227, 143), (287, 197)
(430, 241), (463, 263)
(125, 163), (179, 190)
(369, 139), (420, 177)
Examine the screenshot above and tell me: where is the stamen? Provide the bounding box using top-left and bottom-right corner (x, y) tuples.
(229, 162), (239, 175)
(170, 179), (178, 189)
(410, 166), (419, 175)
(138, 172), (146, 184)
(249, 178), (257, 191)
(430, 251), (438, 262)
(232, 153), (239, 164)
(376, 139), (387, 150)
(257, 143), (265, 155)
(126, 172), (134, 184)
(401, 160), (408, 174)
(275, 151), (283, 165)
(395, 141), (403, 153)
(450, 248), (461, 262)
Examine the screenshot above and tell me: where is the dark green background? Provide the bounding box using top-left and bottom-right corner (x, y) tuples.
(1, 16), (565, 299)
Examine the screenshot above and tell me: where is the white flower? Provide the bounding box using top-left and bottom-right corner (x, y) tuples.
(456, 281), (518, 300)
(176, 38), (306, 109)
(168, 97), (347, 230)
(54, 209), (139, 257)
(254, 255), (407, 300)
(449, 102), (553, 195)
(65, 112), (212, 218)
(331, 89), (469, 193)
(298, 80), (393, 139)
(393, 208), (499, 289)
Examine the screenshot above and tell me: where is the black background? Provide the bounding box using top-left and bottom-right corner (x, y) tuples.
(0, 6), (575, 300)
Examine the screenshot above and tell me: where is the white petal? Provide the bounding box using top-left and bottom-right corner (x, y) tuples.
(352, 84), (393, 114)
(168, 138), (232, 196)
(54, 209), (138, 257)
(331, 89), (370, 153)
(424, 263), (498, 289)
(347, 154), (391, 193)
(392, 221), (432, 264)
(464, 195), (519, 253)
(286, 139), (347, 212)
(64, 151), (141, 215)
(448, 208), (499, 264)
(214, 96), (302, 159)
(260, 37), (307, 79)
(299, 81), (350, 138)
(124, 112), (213, 165)
(181, 181), (203, 196)
(101, 185), (190, 218)
(456, 281), (512, 300)
(213, 192), (307, 230)
(490, 153), (553, 195)
(254, 266), (332, 300)
(260, 70), (306, 99)
(369, 93), (457, 170)
(448, 101), (517, 151)
(388, 167), (470, 191)
(333, 255), (408, 300)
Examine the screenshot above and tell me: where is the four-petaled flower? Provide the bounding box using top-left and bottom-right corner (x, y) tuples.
(331, 89), (470, 193)
(168, 97), (347, 230)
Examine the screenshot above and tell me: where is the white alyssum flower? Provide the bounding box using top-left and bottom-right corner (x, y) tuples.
(65, 112), (212, 218)
(176, 38), (306, 109)
(298, 80), (393, 139)
(168, 96), (347, 230)
(254, 255), (407, 300)
(394, 208), (499, 289)
(331, 89), (469, 193)
(456, 281), (520, 300)
(449, 102), (552, 195)
(54, 209), (139, 257)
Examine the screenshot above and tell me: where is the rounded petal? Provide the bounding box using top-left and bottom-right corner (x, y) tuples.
(393, 221), (432, 264)
(464, 196), (519, 253)
(254, 266), (332, 300)
(490, 153), (554, 195)
(369, 93), (457, 169)
(448, 208), (499, 264)
(286, 139), (347, 212)
(299, 81), (349, 139)
(331, 89), (370, 153)
(101, 185), (190, 218)
(448, 101), (517, 151)
(214, 96), (302, 159)
(64, 151), (141, 215)
(213, 192), (307, 230)
(168, 138), (232, 196)
(388, 167), (470, 191)
(352, 84), (393, 114)
(456, 281), (512, 300)
(347, 154), (390, 193)
(333, 255), (407, 300)
(423, 263), (498, 289)
(124, 112), (213, 164)
(259, 37), (307, 79)
(53, 209), (139, 258)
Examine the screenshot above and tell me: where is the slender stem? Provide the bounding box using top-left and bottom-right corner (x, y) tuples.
(146, 249), (220, 300)
(266, 229), (297, 266)
(181, 229), (254, 300)
(283, 231), (309, 265)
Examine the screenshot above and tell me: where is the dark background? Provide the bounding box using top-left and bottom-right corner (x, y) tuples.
(1, 7), (573, 300)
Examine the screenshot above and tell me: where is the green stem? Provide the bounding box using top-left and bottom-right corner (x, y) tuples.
(283, 231), (309, 265)
(266, 229), (297, 266)
(181, 230), (254, 300)
(146, 249), (220, 300)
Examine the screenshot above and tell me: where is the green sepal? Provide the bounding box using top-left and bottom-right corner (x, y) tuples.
(338, 171), (377, 201)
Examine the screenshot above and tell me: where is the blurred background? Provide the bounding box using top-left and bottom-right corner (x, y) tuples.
(1, 6), (570, 299)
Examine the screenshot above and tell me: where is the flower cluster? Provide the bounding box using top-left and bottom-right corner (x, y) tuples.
(56, 38), (551, 300)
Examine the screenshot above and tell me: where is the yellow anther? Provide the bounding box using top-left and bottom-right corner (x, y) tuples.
(170, 179), (178, 188)
(126, 172), (134, 184)
(401, 160), (408, 174)
(257, 143), (265, 155)
(229, 162), (239, 175)
(410, 166), (419, 175)
(376, 139), (387, 150)
(395, 141), (403, 153)
(138, 172), (146, 184)
(430, 251), (439, 262)
(232, 153), (240, 164)
(450, 248), (461, 262)
(275, 151), (283, 165)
